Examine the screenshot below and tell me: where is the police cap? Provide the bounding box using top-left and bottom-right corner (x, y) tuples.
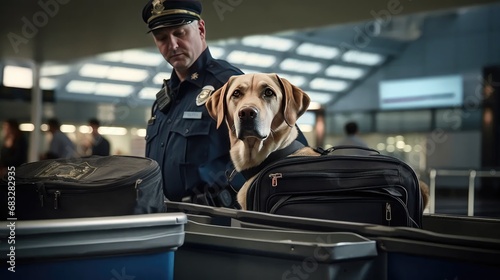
(142, 0), (202, 32)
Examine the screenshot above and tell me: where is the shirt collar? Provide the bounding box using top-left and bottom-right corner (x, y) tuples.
(169, 47), (213, 89)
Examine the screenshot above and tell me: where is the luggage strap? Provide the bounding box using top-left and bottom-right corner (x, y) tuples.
(238, 140), (305, 180)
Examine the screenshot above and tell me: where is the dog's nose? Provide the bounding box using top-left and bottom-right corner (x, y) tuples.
(238, 107), (258, 121)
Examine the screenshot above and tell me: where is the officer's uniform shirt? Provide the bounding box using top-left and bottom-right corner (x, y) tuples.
(146, 48), (243, 201)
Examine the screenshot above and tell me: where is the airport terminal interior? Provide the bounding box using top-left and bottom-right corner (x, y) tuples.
(1, 1), (500, 218)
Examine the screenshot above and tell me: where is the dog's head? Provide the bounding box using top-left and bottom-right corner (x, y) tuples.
(206, 73), (310, 143)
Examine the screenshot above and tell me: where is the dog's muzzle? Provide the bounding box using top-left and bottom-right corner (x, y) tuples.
(237, 106), (266, 140)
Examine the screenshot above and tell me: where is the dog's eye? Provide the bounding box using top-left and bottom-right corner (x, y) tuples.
(263, 88), (275, 98)
(232, 90), (242, 98)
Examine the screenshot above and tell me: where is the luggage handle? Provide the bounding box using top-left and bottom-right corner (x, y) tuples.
(317, 145), (380, 155)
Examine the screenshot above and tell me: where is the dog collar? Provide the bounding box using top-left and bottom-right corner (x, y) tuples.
(239, 140), (305, 181)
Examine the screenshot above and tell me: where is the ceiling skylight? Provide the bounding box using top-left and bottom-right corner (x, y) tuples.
(279, 58), (322, 74)
(304, 91), (335, 104)
(296, 43), (339, 59)
(79, 64), (149, 82)
(139, 87), (159, 100)
(241, 35), (295, 52)
(276, 73), (307, 87)
(153, 72), (170, 84)
(40, 77), (58, 90)
(309, 78), (349, 92)
(40, 65), (71, 76)
(95, 83), (134, 97)
(209, 46), (225, 59)
(98, 50), (164, 67)
(325, 65), (365, 79)
(341, 50), (385, 66)
(66, 80), (96, 94)
(226, 50), (276, 67)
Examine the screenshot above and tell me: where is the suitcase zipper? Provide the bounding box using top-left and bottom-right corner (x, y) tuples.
(386, 202), (392, 224)
(269, 173), (282, 187)
(54, 190), (61, 210)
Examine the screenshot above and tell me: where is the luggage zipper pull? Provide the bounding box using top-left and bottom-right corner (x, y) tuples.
(135, 179), (143, 199)
(269, 173), (283, 187)
(385, 203), (392, 224)
(36, 183), (46, 207)
(54, 191), (61, 210)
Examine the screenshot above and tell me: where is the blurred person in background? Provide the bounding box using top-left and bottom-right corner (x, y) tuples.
(0, 119), (28, 176)
(42, 118), (77, 159)
(86, 118), (110, 156)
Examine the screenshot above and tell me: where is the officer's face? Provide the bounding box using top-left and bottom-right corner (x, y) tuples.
(152, 20), (207, 74)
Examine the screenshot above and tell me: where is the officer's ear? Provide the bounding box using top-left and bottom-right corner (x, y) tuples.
(206, 76), (235, 129)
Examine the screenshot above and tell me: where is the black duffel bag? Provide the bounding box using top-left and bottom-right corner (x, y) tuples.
(1, 155), (166, 220)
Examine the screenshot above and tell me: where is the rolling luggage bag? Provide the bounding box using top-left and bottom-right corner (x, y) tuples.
(246, 146), (423, 227)
(1, 155), (166, 220)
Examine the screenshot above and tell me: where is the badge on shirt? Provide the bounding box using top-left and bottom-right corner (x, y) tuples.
(196, 85), (215, 106)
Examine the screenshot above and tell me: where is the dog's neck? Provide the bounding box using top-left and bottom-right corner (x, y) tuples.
(230, 125), (299, 172)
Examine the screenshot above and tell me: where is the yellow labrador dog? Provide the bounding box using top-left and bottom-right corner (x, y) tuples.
(206, 73), (320, 209)
(206, 73), (429, 210)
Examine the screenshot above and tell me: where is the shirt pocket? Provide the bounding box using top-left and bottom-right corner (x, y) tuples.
(171, 119), (211, 164)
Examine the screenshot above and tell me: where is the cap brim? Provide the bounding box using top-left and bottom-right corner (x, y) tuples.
(148, 20), (194, 33)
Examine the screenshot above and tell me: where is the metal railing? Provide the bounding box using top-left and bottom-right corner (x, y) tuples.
(428, 169), (500, 216)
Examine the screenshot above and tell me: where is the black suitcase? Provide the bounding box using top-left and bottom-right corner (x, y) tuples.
(1, 155), (166, 220)
(246, 146), (423, 228)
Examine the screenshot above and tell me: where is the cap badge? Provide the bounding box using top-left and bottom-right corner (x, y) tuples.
(152, 0), (166, 16)
(191, 72), (199, 80)
(196, 85), (215, 106)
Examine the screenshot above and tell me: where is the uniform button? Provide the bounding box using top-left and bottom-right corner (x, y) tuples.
(167, 119), (171, 124)
(145, 135), (149, 140)
(160, 142), (164, 147)
(184, 128), (189, 133)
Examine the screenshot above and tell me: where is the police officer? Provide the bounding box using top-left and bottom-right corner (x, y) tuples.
(142, 0), (244, 204)
(142, 0), (309, 206)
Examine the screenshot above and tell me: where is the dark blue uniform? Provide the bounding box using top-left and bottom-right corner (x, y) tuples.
(146, 48), (243, 201)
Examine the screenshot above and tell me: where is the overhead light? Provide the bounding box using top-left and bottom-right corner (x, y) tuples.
(98, 126), (128, 136)
(296, 43), (339, 59)
(325, 65), (365, 79)
(40, 77), (58, 90)
(304, 91), (334, 104)
(341, 50), (384, 66)
(95, 83), (134, 97)
(153, 72), (170, 84)
(209, 46), (225, 59)
(19, 123), (35, 132)
(66, 80), (97, 94)
(79, 64), (109, 78)
(226, 50), (276, 67)
(309, 78), (349, 91)
(107, 67), (149, 82)
(79, 125), (91, 133)
(40, 65), (70, 76)
(276, 73), (307, 87)
(98, 50), (164, 67)
(241, 35), (295, 52)
(130, 128), (147, 137)
(60, 125), (76, 133)
(279, 58), (322, 74)
(79, 64), (149, 82)
(3, 65), (33, 89)
(139, 87), (159, 100)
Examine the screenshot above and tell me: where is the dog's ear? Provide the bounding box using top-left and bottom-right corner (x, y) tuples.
(275, 74), (311, 126)
(206, 75), (235, 129)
